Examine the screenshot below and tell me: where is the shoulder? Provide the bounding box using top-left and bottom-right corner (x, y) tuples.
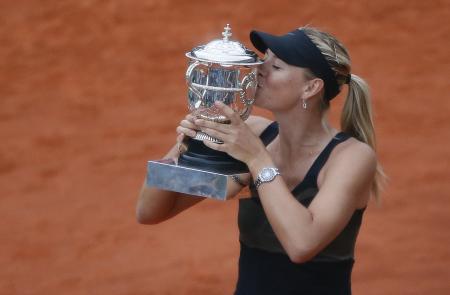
(322, 136), (377, 195)
(332, 137), (377, 169)
(245, 115), (273, 136)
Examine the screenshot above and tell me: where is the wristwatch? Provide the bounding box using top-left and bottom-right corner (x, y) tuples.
(254, 167), (280, 189)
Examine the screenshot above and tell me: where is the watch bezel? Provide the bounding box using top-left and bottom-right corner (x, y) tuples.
(254, 167), (280, 189)
(260, 168), (277, 181)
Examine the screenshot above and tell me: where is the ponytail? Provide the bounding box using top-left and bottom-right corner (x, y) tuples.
(302, 26), (386, 201)
(341, 74), (374, 147)
(342, 74), (386, 201)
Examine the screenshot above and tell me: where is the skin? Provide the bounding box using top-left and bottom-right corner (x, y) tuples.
(136, 49), (377, 264)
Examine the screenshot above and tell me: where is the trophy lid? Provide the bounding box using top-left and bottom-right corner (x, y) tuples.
(186, 24), (262, 65)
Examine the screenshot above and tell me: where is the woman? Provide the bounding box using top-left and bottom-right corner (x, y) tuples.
(137, 26), (384, 294)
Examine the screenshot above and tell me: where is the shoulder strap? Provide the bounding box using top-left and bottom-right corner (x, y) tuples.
(259, 121), (279, 146)
(292, 132), (351, 193)
(304, 132), (350, 186)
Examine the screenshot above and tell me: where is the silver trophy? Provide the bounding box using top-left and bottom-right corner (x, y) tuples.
(147, 24), (262, 200)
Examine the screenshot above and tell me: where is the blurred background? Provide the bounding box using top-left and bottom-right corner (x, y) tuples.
(1, 0), (449, 294)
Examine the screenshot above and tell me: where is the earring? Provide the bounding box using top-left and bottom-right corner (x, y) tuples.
(302, 99), (307, 110)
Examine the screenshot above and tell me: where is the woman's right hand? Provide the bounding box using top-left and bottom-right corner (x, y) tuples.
(176, 114), (199, 139)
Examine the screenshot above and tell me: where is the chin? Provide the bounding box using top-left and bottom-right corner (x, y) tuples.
(253, 97), (271, 110)
(253, 96), (264, 108)
(253, 91), (265, 106)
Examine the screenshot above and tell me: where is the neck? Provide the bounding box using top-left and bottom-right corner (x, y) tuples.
(272, 104), (335, 161)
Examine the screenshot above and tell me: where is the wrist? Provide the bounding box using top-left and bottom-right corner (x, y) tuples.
(247, 150), (274, 177)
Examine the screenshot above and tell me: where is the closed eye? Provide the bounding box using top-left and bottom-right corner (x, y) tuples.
(272, 65), (281, 70)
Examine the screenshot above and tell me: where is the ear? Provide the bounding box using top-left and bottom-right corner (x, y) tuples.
(301, 78), (324, 100)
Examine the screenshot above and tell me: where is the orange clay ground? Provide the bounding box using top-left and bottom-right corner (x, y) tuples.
(1, 0), (449, 294)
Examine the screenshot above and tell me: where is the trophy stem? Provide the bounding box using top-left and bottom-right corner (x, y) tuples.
(193, 131), (223, 144)
(178, 137), (248, 174)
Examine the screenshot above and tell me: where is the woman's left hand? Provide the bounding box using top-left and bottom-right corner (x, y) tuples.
(194, 101), (269, 167)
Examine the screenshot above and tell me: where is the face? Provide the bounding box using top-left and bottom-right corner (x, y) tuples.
(254, 49), (312, 111)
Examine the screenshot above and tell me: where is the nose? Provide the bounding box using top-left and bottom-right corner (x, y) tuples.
(257, 50), (271, 77)
(257, 62), (267, 78)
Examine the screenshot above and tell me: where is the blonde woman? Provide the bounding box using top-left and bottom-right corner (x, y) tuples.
(137, 27), (384, 294)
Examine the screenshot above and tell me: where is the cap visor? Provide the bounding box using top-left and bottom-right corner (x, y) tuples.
(250, 30), (297, 64)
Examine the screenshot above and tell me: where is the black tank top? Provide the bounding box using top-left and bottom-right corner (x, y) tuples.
(235, 122), (365, 295)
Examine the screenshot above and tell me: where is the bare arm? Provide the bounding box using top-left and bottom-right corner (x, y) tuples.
(136, 142), (206, 224)
(191, 102), (377, 263)
(136, 115), (272, 224)
(249, 140), (377, 263)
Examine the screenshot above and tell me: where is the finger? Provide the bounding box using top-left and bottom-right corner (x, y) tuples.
(176, 126), (197, 138)
(202, 139), (226, 152)
(180, 118), (198, 130)
(185, 114), (196, 122)
(176, 133), (184, 143)
(215, 101), (241, 125)
(194, 118), (231, 134)
(199, 127), (227, 142)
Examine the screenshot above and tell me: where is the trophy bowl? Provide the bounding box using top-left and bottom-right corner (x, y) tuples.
(185, 24), (262, 140)
(147, 24), (263, 200)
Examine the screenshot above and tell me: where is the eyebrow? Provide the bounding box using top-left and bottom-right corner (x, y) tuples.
(273, 59), (285, 66)
(266, 51), (286, 66)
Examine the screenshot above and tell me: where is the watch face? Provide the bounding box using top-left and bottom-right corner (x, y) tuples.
(261, 168), (275, 181)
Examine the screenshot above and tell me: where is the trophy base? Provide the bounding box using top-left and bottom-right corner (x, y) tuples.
(147, 159), (246, 200)
(178, 138), (248, 174)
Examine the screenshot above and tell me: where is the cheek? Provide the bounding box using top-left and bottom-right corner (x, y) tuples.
(254, 70), (304, 107)
(255, 75), (284, 102)
(266, 74), (284, 91)
(269, 75), (301, 102)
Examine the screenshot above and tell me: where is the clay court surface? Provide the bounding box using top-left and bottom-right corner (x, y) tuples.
(1, 0), (449, 294)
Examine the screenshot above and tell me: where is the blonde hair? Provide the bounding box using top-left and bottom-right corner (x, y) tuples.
(302, 26), (386, 201)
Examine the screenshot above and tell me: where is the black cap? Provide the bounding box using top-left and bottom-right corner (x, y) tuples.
(250, 29), (340, 101)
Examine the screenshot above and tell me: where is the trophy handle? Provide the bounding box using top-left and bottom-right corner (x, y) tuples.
(238, 72), (257, 120)
(186, 61), (208, 107)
